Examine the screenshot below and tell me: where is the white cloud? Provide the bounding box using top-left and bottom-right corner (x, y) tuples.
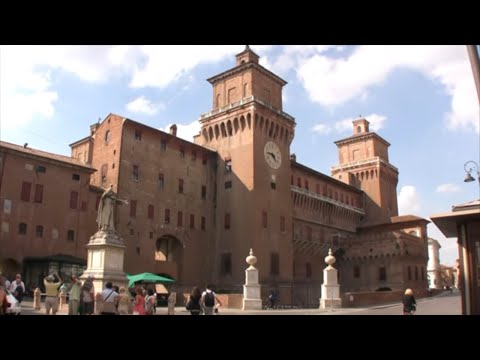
(296, 45), (478, 134)
(398, 185), (421, 214)
(312, 113), (387, 136)
(161, 120), (201, 143)
(312, 124), (331, 135)
(436, 183), (461, 193)
(1, 45), (270, 129)
(126, 96), (164, 115)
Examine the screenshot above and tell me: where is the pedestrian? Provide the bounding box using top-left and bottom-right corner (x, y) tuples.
(68, 275), (82, 315)
(185, 286), (202, 315)
(44, 273), (62, 315)
(402, 288), (416, 315)
(200, 284), (222, 315)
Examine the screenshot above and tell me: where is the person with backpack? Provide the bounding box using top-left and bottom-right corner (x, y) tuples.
(201, 284), (222, 315)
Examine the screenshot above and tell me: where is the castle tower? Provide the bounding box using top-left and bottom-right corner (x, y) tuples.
(194, 46), (296, 291)
(331, 117), (399, 225)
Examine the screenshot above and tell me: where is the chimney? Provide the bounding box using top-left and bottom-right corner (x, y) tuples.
(170, 124), (177, 137)
(290, 153), (296, 162)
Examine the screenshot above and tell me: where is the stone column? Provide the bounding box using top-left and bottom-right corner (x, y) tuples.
(319, 249), (342, 309)
(80, 230), (129, 295)
(242, 249), (262, 310)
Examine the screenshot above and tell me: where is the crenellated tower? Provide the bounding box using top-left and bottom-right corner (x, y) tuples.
(194, 46), (296, 290)
(331, 117), (399, 225)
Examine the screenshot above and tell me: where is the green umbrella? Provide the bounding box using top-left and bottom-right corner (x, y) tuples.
(127, 272), (175, 288)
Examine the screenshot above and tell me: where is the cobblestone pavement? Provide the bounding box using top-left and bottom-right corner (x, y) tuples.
(18, 291), (461, 315)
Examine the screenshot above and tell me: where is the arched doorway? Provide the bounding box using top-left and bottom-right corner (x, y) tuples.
(0, 258), (21, 279)
(154, 235), (184, 282)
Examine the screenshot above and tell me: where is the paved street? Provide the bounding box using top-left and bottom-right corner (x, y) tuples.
(18, 291), (461, 315)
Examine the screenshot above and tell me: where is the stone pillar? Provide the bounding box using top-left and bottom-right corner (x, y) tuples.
(80, 230), (129, 296)
(33, 288), (41, 310)
(242, 249), (262, 310)
(167, 292), (176, 315)
(319, 249), (342, 309)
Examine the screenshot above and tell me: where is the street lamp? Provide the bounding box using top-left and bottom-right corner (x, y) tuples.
(464, 161), (480, 185)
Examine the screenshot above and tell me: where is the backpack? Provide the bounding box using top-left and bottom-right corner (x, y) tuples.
(204, 291), (215, 307)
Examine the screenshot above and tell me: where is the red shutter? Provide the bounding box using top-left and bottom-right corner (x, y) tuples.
(148, 204), (154, 219)
(21, 182), (32, 201)
(70, 191), (78, 209)
(34, 184), (44, 203)
(130, 200), (137, 217)
(177, 211), (183, 227)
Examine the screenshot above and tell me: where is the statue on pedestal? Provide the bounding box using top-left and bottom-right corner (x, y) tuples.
(96, 184), (128, 233)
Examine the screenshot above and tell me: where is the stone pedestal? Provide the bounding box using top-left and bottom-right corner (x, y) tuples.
(80, 230), (128, 294)
(319, 249), (342, 309)
(243, 249), (262, 310)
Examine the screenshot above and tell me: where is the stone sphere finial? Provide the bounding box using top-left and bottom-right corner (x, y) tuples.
(246, 248), (257, 267)
(325, 248), (336, 266)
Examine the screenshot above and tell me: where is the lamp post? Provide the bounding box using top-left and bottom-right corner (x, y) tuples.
(464, 161), (480, 187)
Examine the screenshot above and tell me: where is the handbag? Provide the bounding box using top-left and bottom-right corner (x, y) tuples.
(102, 290), (117, 314)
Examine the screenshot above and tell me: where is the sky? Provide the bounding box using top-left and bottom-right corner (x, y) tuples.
(1, 45), (479, 266)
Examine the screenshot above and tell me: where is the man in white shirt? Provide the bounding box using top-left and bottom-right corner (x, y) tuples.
(10, 274), (26, 303)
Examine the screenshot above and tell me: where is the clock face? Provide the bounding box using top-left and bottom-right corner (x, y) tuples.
(264, 141), (282, 169)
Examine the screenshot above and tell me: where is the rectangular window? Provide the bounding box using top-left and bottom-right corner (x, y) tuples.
(190, 214), (195, 229)
(36, 225), (43, 237)
(180, 148), (185, 157)
(202, 155), (207, 165)
(305, 180), (309, 191)
(354, 265), (360, 279)
(130, 200), (137, 217)
(148, 204), (154, 220)
(159, 173), (165, 188)
(178, 179), (184, 193)
(316, 183), (320, 194)
(407, 266), (412, 280)
(192, 151), (197, 161)
(177, 211), (183, 227)
(18, 223), (27, 235)
(72, 174), (80, 181)
(134, 130), (142, 141)
(379, 267), (387, 281)
(67, 230), (75, 241)
(201, 216), (206, 231)
(81, 201), (87, 211)
(221, 253), (232, 275)
(297, 177), (301, 187)
(160, 139), (167, 150)
(280, 216), (285, 232)
(262, 211), (267, 228)
(201, 185), (206, 199)
(133, 165), (139, 181)
(36, 165), (46, 173)
(225, 181), (232, 189)
(70, 191), (78, 209)
(224, 213), (231, 229)
(414, 266), (418, 280)
(101, 163), (108, 183)
(165, 209), (170, 224)
(270, 253), (279, 276)
(34, 184), (44, 203)
(421, 267), (425, 280)
(21, 181), (32, 202)
(270, 182), (276, 189)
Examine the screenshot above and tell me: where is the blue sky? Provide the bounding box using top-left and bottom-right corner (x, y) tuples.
(1, 45), (479, 265)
